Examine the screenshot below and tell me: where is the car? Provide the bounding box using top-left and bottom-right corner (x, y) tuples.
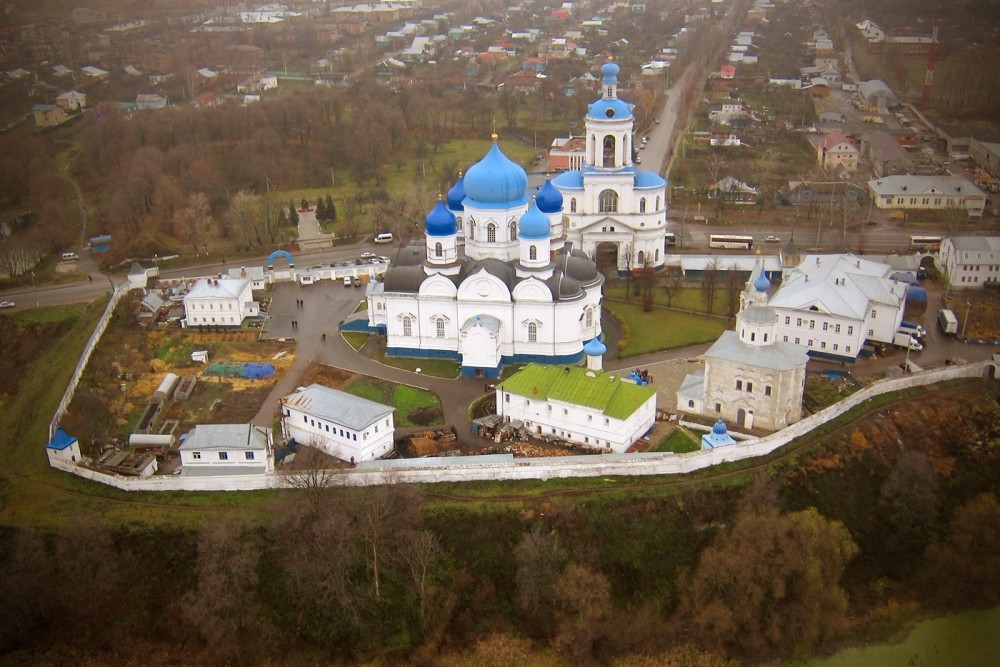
(865, 219), (878, 226)
(0, 301), (14, 309)
(352, 276), (362, 287)
(360, 252), (376, 259)
(764, 235), (781, 243)
(377, 256), (390, 264)
(635, 156), (642, 163)
(638, 143), (645, 149)
(655, 119), (661, 124)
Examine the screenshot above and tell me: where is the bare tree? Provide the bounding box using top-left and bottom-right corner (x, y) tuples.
(225, 190), (262, 247)
(724, 263), (744, 317)
(282, 443), (341, 510)
(700, 259), (720, 314)
(402, 529), (443, 622)
(661, 265), (684, 307)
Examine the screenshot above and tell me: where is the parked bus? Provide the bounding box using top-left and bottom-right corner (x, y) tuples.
(664, 232), (677, 247)
(910, 235), (944, 251)
(709, 234), (754, 250)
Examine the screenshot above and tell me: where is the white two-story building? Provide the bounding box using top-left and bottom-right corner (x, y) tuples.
(280, 384), (395, 462)
(939, 236), (1000, 288)
(183, 277), (259, 328)
(768, 254), (908, 362)
(867, 175), (987, 219)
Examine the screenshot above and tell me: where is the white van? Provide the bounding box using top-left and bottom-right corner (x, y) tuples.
(61, 252), (79, 261)
(374, 232), (393, 244)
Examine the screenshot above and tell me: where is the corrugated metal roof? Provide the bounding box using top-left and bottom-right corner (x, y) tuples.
(769, 253), (903, 319)
(281, 384), (393, 431)
(499, 363), (656, 420)
(186, 277), (250, 300)
(676, 371), (705, 399)
(705, 331), (809, 371)
(179, 424), (269, 451)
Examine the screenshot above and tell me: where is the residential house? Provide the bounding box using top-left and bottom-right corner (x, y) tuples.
(970, 139), (1000, 177)
(497, 361), (657, 453)
(280, 384), (395, 462)
(179, 424), (273, 475)
(55, 90), (86, 111)
(709, 176), (758, 205)
(861, 131), (914, 177)
(708, 100), (746, 125)
(522, 57), (546, 72)
(135, 94), (167, 109)
(81, 65), (109, 79)
(768, 254), (908, 362)
(32, 104), (69, 127)
(182, 277), (259, 328)
(549, 135), (586, 170)
(814, 131), (859, 173)
(939, 236), (1000, 289)
(867, 175), (987, 218)
(779, 180), (865, 209)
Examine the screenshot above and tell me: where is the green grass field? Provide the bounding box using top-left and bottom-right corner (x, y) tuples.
(604, 285), (733, 316)
(654, 428), (700, 453)
(345, 376), (443, 427)
(604, 300), (729, 358)
(787, 606), (1000, 667)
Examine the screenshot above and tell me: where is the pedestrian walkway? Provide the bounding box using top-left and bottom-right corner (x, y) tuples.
(296, 208), (336, 250)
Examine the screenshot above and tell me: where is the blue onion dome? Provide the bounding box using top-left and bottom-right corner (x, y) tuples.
(519, 200), (551, 240)
(601, 58), (620, 84)
(446, 172), (466, 210)
(584, 337), (607, 357)
(463, 134), (528, 206)
(713, 419), (728, 435)
(425, 196), (457, 237)
(754, 270), (771, 292)
(535, 178), (563, 213)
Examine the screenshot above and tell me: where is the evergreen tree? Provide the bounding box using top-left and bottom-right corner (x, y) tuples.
(326, 194), (336, 221)
(315, 197), (327, 222)
(288, 201), (299, 225)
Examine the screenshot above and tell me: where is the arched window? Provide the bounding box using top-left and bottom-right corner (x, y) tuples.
(570, 198), (577, 213)
(639, 197), (646, 213)
(529, 245), (537, 260)
(528, 321), (537, 342)
(436, 318), (445, 338)
(468, 220), (475, 241)
(655, 248), (660, 263)
(402, 316), (412, 337)
(434, 242), (442, 257)
(487, 223), (496, 243)
(602, 135), (616, 167)
(585, 307), (593, 327)
(598, 189), (618, 213)
(509, 221), (517, 241)
(637, 250), (645, 266)
(655, 196), (661, 210)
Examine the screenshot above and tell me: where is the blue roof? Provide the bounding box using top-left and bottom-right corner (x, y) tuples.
(463, 139), (529, 208)
(519, 200), (550, 239)
(46, 426), (78, 451)
(712, 418), (728, 435)
(587, 98), (633, 120)
(552, 170), (584, 189)
(425, 198), (457, 236)
(754, 271), (771, 292)
(601, 60), (620, 84)
(535, 178), (563, 213)
(634, 170), (667, 188)
(446, 174), (466, 210)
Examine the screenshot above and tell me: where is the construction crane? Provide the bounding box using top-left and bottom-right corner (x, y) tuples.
(922, 12), (942, 104)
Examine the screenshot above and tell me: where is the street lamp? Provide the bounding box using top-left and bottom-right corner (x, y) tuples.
(961, 301), (972, 339)
(30, 271), (38, 307)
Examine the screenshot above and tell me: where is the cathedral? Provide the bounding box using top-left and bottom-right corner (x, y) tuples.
(366, 135), (604, 379)
(552, 58), (669, 273)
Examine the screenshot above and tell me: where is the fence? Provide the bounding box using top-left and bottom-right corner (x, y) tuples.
(49, 360), (996, 491)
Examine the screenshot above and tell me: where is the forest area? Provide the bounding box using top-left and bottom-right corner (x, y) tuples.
(1, 380), (999, 666)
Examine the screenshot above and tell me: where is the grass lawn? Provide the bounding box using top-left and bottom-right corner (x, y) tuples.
(604, 301), (729, 358)
(654, 428), (700, 453)
(344, 377), (443, 427)
(342, 331), (368, 351)
(604, 285), (732, 316)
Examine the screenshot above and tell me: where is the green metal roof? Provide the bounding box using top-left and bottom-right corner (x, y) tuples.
(498, 363), (656, 420)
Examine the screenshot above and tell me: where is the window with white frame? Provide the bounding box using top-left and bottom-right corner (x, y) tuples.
(487, 224), (496, 243)
(403, 316), (412, 337)
(598, 189), (619, 213)
(436, 318), (445, 338)
(528, 321), (537, 342)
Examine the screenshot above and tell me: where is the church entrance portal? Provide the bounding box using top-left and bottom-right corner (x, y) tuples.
(736, 408), (746, 427)
(596, 242), (618, 272)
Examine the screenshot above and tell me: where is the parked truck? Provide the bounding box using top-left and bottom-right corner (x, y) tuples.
(892, 332), (924, 351)
(899, 320), (927, 338)
(938, 309), (959, 335)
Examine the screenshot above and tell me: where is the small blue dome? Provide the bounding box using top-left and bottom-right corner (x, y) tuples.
(463, 137), (528, 207)
(519, 200), (550, 240)
(712, 419), (728, 435)
(535, 178), (563, 213)
(425, 198), (457, 237)
(446, 173), (465, 211)
(601, 60), (620, 84)
(584, 337), (606, 356)
(754, 270), (771, 292)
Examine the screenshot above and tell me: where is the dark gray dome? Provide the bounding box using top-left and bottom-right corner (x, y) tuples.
(382, 265), (428, 292)
(394, 245), (425, 267)
(565, 255), (599, 284)
(546, 272), (583, 300)
(460, 257), (518, 290)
